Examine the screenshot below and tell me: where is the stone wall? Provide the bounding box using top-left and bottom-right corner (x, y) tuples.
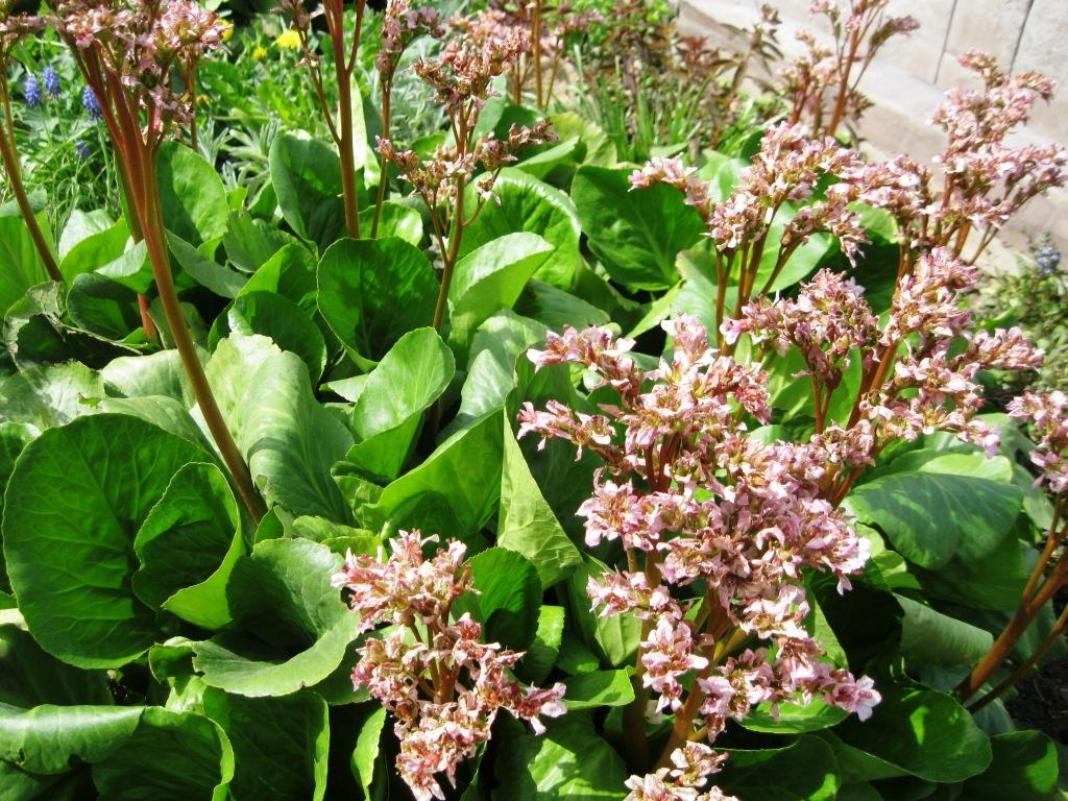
(678, 0), (1068, 253)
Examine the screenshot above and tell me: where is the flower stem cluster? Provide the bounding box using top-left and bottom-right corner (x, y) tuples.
(730, 251), (1040, 503)
(333, 531), (566, 801)
(631, 123), (867, 350)
(783, 0), (919, 139)
(52, 0), (265, 523)
(378, 10), (555, 331)
(278, 0), (368, 238)
(371, 0), (444, 236)
(843, 52), (1066, 268)
(519, 316), (878, 786)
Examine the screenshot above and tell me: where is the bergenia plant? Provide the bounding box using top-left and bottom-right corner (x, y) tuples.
(0, 1), (61, 283)
(379, 10), (556, 330)
(518, 316), (878, 789)
(278, 0), (368, 238)
(52, 0), (264, 521)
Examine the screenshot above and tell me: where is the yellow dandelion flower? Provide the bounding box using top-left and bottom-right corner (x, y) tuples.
(251, 45), (268, 61)
(221, 22), (234, 42)
(275, 29), (301, 50)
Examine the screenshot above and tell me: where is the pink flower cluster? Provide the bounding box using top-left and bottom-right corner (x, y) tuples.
(0, 2), (44, 58)
(729, 251), (1040, 470)
(1009, 391), (1068, 495)
(333, 531), (566, 801)
(519, 318), (879, 763)
(624, 742), (738, 801)
(377, 0), (444, 82)
(52, 0), (226, 135)
(634, 123), (866, 269)
(842, 52), (1066, 263)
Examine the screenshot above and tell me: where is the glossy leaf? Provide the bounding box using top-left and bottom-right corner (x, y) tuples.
(447, 232), (553, 358)
(346, 327), (455, 482)
(317, 237), (438, 367)
(498, 421), (581, 588)
(132, 462), (246, 630)
(847, 451), (1023, 569)
(571, 166), (705, 291)
(202, 688), (330, 801)
(3, 414), (207, 667)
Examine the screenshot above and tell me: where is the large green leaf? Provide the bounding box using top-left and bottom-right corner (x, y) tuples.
(718, 736), (840, 801)
(91, 707), (234, 801)
(0, 362), (103, 430)
(0, 624), (111, 708)
(269, 132), (346, 248)
(498, 421), (581, 588)
(447, 232), (553, 358)
(223, 210), (299, 274)
(208, 335), (353, 520)
(202, 688), (330, 801)
(3, 414), (208, 667)
(224, 291), (327, 380)
(0, 704), (142, 774)
(0, 200), (55, 314)
(460, 169), (583, 288)
(58, 211), (129, 282)
(66, 272), (142, 340)
(454, 547), (541, 651)
(358, 202), (423, 246)
(157, 143), (229, 246)
(571, 166), (705, 291)
(359, 411), (503, 539)
(193, 538), (356, 697)
(346, 327), (455, 482)
(493, 714), (627, 801)
(832, 685), (992, 783)
(895, 594), (993, 669)
(240, 243), (317, 311)
(168, 233), (247, 299)
(132, 462), (246, 630)
(961, 730), (1059, 800)
(452, 311), (545, 431)
(846, 451), (1023, 569)
(317, 237), (438, 367)
(561, 669), (634, 711)
(520, 605), (566, 685)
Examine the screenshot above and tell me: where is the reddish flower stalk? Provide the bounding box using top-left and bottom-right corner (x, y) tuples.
(279, 0), (367, 239)
(960, 393), (1068, 706)
(53, 0), (264, 522)
(0, 5), (62, 283)
(782, 0), (919, 140)
(378, 11), (553, 331)
(333, 531), (566, 801)
(520, 318), (879, 778)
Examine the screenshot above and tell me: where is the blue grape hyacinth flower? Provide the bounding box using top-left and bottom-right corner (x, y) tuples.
(43, 67), (61, 99)
(82, 86), (102, 121)
(23, 74), (40, 108)
(75, 140), (92, 160)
